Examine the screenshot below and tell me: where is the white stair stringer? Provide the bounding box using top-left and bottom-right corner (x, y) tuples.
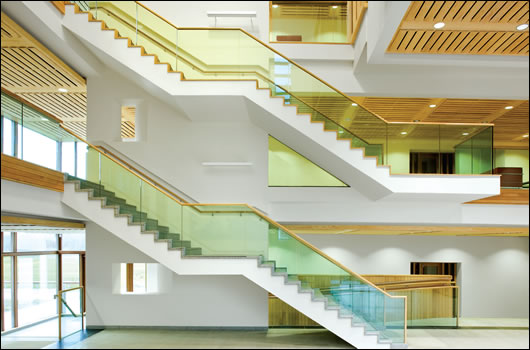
(62, 180), (401, 349)
(61, 5), (500, 202)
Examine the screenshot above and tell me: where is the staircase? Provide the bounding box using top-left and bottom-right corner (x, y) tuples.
(60, 2), (500, 201)
(62, 151), (407, 348)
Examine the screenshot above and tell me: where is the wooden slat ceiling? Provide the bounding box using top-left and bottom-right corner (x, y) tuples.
(356, 96), (529, 149)
(387, 1), (529, 55)
(0, 12), (135, 139)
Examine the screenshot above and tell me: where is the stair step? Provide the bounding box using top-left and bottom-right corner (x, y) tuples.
(170, 240), (192, 249)
(158, 232), (181, 240)
(274, 267), (287, 274)
(184, 247), (202, 256)
(155, 225), (170, 234)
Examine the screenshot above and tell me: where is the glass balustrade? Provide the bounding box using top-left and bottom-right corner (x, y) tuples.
(71, 1), (493, 174)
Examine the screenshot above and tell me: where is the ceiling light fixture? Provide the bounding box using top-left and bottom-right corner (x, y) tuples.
(401, 131), (408, 135)
(58, 88), (68, 93)
(505, 106), (514, 110)
(516, 23), (529, 31)
(429, 104), (436, 108)
(272, 4), (279, 8)
(462, 132), (469, 136)
(433, 22), (445, 29)
(332, 5), (338, 9)
(351, 103), (358, 106)
(523, 134), (529, 138)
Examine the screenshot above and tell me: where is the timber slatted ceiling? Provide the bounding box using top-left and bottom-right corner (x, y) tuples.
(357, 96), (529, 149)
(387, 1), (529, 55)
(1, 12), (135, 139)
(1, 153), (64, 192)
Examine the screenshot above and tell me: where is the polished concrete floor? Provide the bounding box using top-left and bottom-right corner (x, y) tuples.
(2, 328), (526, 349)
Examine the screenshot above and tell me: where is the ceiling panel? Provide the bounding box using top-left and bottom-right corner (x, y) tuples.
(387, 1), (529, 55)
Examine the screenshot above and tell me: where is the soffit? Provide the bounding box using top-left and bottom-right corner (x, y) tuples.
(387, 1), (529, 56)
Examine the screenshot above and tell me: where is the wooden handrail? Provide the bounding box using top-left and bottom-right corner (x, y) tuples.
(59, 124), (404, 300)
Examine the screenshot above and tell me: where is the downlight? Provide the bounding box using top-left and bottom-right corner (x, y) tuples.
(433, 22), (445, 29)
(516, 24), (528, 31)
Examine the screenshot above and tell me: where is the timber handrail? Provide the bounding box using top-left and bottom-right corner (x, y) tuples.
(59, 124), (404, 300)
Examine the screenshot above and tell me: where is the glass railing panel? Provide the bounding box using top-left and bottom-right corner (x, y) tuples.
(454, 126), (493, 175)
(391, 287), (458, 328)
(181, 205), (268, 256)
(140, 181), (183, 236)
(58, 287), (84, 339)
(100, 151), (141, 206)
(136, 3), (177, 71)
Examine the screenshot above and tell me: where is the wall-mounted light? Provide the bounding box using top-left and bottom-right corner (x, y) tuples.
(202, 162), (253, 166)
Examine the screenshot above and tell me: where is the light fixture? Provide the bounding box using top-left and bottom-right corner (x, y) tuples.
(41, 117), (48, 121)
(462, 132), (469, 136)
(429, 104), (437, 108)
(401, 131), (408, 135)
(505, 106), (514, 110)
(351, 103), (358, 106)
(272, 4), (279, 8)
(202, 162), (253, 166)
(58, 88), (68, 93)
(516, 23), (529, 31)
(523, 134), (529, 138)
(339, 130), (343, 133)
(433, 22), (445, 29)
(332, 5), (338, 9)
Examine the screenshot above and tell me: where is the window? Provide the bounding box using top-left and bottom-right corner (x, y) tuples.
(121, 106), (136, 140)
(119, 263), (160, 294)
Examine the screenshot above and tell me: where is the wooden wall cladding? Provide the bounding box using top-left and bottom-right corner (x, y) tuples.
(1, 154), (64, 192)
(388, 1), (529, 56)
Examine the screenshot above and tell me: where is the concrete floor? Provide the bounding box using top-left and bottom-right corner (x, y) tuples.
(2, 328), (523, 349)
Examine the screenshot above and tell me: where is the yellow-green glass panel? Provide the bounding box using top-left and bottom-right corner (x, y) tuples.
(268, 136), (347, 186)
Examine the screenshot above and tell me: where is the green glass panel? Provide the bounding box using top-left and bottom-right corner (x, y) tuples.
(268, 136), (347, 186)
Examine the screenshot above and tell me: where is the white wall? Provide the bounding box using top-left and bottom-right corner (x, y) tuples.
(85, 221), (268, 328)
(1, 179), (85, 221)
(87, 68), (270, 211)
(302, 234), (529, 318)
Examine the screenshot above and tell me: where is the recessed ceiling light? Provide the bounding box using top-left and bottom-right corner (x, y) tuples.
(516, 24), (529, 31)
(58, 88), (68, 93)
(272, 4), (279, 8)
(339, 130), (343, 133)
(462, 132), (469, 136)
(41, 117), (48, 121)
(351, 103), (358, 106)
(332, 5), (338, 9)
(505, 106), (514, 110)
(523, 134), (529, 138)
(401, 131), (408, 135)
(429, 104), (437, 108)
(433, 22), (445, 29)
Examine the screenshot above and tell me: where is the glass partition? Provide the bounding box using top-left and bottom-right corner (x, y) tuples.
(58, 287), (84, 339)
(270, 1), (349, 43)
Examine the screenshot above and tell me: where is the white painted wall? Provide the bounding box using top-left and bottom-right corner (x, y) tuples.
(85, 221), (268, 328)
(0, 179), (85, 221)
(302, 234), (529, 318)
(87, 68), (270, 211)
